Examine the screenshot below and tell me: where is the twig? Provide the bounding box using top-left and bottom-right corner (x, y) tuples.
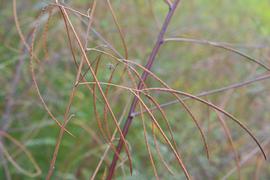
(131, 73), (270, 117)
(164, 37), (270, 71)
(106, 1), (187, 179)
(90, 103), (129, 180)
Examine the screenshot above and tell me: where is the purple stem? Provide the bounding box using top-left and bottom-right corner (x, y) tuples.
(107, 1), (181, 179)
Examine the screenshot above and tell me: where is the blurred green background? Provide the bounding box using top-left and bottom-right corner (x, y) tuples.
(1, 0), (270, 179)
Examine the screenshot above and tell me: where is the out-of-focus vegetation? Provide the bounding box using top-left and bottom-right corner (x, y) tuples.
(1, 0), (270, 179)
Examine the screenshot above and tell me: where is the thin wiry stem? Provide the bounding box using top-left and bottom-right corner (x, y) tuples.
(86, 48), (210, 160)
(152, 122), (175, 175)
(79, 81), (191, 179)
(215, 109), (241, 180)
(90, 103), (129, 180)
(103, 0), (142, 143)
(84, 0), (96, 49)
(213, 90), (241, 180)
(50, 3), (90, 18)
(61, 8), (122, 161)
(61, 8), (103, 103)
(87, 46), (183, 177)
(107, 1), (183, 179)
(54, 3), (133, 178)
(46, 2), (131, 178)
(46, 52), (84, 180)
(106, 0), (128, 59)
(42, 7), (52, 60)
(141, 87), (267, 160)
(164, 37), (270, 71)
(82, 79), (266, 162)
(45, 12), (87, 176)
(91, 57), (126, 163)
(50, 2), (124, 59)
(145, 94), (181, 157)
(84, 48), (266, 163)
(13, 0), (72, 135)
(92, 56), (110, 140)
(132, 73), (270, 117)
(141, 106), (160, 179)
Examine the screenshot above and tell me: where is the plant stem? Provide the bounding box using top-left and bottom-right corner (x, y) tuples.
(107, 1), (181, 179)
(131, 72), (270, 117)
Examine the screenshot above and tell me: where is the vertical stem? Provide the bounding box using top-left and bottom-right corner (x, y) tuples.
(107, 1), (181, 179)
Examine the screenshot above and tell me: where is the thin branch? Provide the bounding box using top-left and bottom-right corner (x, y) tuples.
(164, 37), (270, 71)
(107, 1), (185, 179)
(140, 87), (267, 160)
(12, 0), (73, 135)
(50, 3), (133, 179)
(84, 0), (96, 49)
(132, 73), (270, 117)
(50, 2), (124, 59)
(90, 103), (129, 180)
(106, 0), (128, 59)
